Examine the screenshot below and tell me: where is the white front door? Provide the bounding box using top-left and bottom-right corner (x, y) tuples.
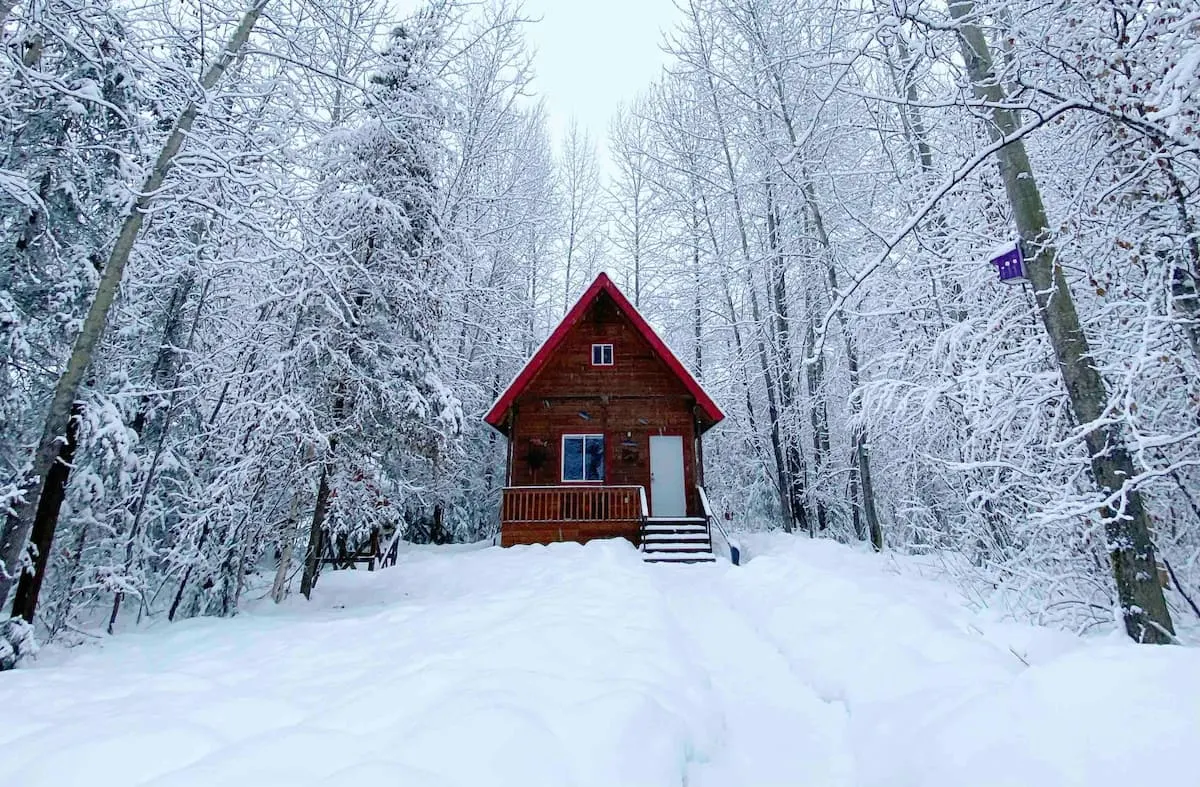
(649, 435), (687, 517)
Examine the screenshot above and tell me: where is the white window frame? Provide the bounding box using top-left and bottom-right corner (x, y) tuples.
(591, 343), (614, 366)
(561, 433), (605, 482)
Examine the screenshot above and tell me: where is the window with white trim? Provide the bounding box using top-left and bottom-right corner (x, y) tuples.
(591, 343), (613, 366)
(562, 434), (605, 482)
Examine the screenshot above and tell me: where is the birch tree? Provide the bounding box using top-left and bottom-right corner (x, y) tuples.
(946, 0), (1174, 642)
(0, 0), (270, 661)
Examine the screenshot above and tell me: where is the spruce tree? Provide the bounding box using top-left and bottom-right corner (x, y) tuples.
(299, 21), (462, 596)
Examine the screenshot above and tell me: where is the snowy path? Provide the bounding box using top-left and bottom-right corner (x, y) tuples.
(2, 537), (1198, 787)
(650, 569), (853, 786)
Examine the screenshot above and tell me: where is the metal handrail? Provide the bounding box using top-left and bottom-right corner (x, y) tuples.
(698, 486), (740, 565)
(637, 485), (649, 550)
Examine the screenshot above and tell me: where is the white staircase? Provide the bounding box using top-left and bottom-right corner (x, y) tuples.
(641, 517), (715, 563)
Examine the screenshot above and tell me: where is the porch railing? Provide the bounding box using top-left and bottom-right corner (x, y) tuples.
(501, 485), (647, 525)
(698, 485), (740, 565)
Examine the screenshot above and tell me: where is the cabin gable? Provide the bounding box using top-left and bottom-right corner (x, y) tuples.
(520, 291), (692, 402)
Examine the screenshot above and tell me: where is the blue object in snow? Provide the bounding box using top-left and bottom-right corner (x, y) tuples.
(989, 242), (1028, 284)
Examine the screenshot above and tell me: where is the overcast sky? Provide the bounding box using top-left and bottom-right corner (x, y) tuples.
(517, 0), (680, 153)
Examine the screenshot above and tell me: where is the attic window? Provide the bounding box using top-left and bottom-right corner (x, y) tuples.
(591, 343), (613, 366)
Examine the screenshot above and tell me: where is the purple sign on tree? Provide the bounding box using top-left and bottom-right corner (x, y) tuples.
(989, 242), (1027, 284)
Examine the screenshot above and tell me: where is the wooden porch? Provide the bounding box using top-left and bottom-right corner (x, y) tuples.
(498, 484), (738, 564)
(499, 485), (647, 547)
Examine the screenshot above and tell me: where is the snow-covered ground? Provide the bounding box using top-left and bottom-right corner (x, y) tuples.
(3, 536), (1198, 787)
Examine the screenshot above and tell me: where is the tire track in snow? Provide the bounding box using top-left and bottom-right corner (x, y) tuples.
(711, 544), (1031, 787)
(648, 566), (855, 787)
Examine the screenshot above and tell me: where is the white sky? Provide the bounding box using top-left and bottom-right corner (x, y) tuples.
(517, 0), (680, 154)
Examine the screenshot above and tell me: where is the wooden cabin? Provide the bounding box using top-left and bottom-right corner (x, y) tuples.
(484, 273), (726, 556)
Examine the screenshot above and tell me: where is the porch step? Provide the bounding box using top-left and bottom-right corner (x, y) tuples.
(643, 520), (708, 534)
(642, 531), (709, 543)
(641, 517), (714, 563)
(643, 552), (716, 563)
(644, 542), (712, 551)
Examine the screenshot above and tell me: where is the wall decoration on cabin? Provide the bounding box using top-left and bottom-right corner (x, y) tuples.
(526, 438), (548, 470)
(620, 434), (640, 463)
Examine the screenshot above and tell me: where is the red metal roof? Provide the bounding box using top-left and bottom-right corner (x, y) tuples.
(484, 272), (725, 434)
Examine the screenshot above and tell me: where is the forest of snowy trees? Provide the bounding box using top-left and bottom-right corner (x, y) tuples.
(1, 0), (1198, 663)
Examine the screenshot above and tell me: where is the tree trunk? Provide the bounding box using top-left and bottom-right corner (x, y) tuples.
(848, 445), (864, 541)
(883, 21), (969, 327)
(132, 272), (197, 438)
(949, 0), (1173, 643)
(9, 402), (82, 623)
(762, 172), (809, 534)
(632, 189), (642, 308)
(0, 0), (269, 621)
(300, 451), (336, 600)
(855, 416), (883, 551)
(803, 315), (830, 532)
(748, 282), (799, 532)
(168, 515), (209, 622)
(430, 503), (445, 545)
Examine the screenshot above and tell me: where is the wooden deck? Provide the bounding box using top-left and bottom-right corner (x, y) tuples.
(499, 485), (646, 547)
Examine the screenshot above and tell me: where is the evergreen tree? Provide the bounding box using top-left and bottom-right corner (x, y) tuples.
(299, 21), (463, 595)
